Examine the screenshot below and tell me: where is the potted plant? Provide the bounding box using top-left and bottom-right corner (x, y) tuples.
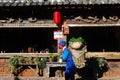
(18, 56), (25, 64)
(48, 53), (56, 62)
(96, 57), (107, 68)
(64, 0), (69, 4)
(28, 56), (34, 64)
(57, 55), (62, 62)
(38, 58), (46, 75)
(68, 37), (85, 49)
(8, 55), (19, 74)
(24, 57), (30, 64)
(33, 57), (40, 64)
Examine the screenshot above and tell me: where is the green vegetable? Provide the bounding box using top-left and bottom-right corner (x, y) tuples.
(68, 37), (85, 44)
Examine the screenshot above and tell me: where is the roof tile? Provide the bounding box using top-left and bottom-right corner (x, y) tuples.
(0, 0), (119, 6)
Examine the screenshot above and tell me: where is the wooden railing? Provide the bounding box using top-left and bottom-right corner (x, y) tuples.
(86, 52), (120, 59)
(0, 52), (120, 59)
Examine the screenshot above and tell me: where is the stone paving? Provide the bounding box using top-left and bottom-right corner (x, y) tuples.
(0, 77), (64, 80)
(1, 77), (120, 80)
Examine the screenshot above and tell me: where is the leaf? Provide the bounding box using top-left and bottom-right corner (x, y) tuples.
(39, 58), (46, 69)
(68, 37), (85, 44)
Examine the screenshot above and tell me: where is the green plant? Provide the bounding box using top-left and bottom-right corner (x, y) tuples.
(38, 58), (46, 69)
(27, 0), (31, 3)
(56, 55), (61, 60)
(48, 53), (56, 58)
(68, 37), (85, 44)
(48, 53), (56, 62)
(28, 56), (34, 63)
(33, 57), (40, 64)
(8, 55), (19, 67)
(64, 0), (69, 2)
(8, 55), (19, 73)
(18, 56), (25, 63)
(96, 57), (107, 68)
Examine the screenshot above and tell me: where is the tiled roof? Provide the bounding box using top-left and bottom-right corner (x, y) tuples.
(0, 0), (120, 6)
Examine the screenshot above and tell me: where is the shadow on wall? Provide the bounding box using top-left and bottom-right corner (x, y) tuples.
(75, 57), (109, 80)
(14, 76), (20, 80)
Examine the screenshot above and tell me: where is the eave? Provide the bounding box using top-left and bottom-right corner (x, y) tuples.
(0, 0), (120, 7)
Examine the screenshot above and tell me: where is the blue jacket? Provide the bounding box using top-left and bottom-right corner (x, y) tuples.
(61, 48), (76, 75)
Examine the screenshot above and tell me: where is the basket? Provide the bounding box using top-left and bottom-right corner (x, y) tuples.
(70, 46), (87, 68)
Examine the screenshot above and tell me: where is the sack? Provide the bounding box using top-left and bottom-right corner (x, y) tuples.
(69, 42), (83, 49)
(70, 46), (87, 68)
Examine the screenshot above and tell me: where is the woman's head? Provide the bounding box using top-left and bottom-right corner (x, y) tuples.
(59, 40), (66, 48)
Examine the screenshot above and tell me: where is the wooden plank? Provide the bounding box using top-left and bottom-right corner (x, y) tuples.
(0, 23), (120, 28)
(0, 52), (120, 59)
(86, 52), (120, 59)
(1, 23), (57, 28)
(68, 24), (120, 27)
(0, 53), (59, 58)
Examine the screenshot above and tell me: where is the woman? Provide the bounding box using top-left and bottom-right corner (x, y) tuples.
(59, 40), (76, 80)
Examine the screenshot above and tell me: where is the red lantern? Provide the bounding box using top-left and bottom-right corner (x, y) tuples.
(53, 11), (61, 25)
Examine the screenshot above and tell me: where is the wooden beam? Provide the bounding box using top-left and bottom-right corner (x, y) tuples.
(0, 52), (120, 59)
(0, 23), (120, 28)
(0, 23), (57, 28)
(0, 53), (59, 58)
(86, 52), (120, 59)
(68, 24), (120, 27)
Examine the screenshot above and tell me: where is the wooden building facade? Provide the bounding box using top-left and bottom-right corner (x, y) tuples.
(0, 0), (120, 80)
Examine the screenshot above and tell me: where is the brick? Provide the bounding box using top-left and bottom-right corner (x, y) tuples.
(18, 69), (37, 76)
(0, 59), (6, 63)
(0, 67), (4, 72)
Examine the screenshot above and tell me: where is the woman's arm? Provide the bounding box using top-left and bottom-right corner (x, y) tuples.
(61, 49), (69, 61)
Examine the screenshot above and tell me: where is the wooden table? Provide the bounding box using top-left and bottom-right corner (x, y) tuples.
(10, 62), (66, 77)
(10, 63), (40, 76)
(45, 62), (66, 77)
